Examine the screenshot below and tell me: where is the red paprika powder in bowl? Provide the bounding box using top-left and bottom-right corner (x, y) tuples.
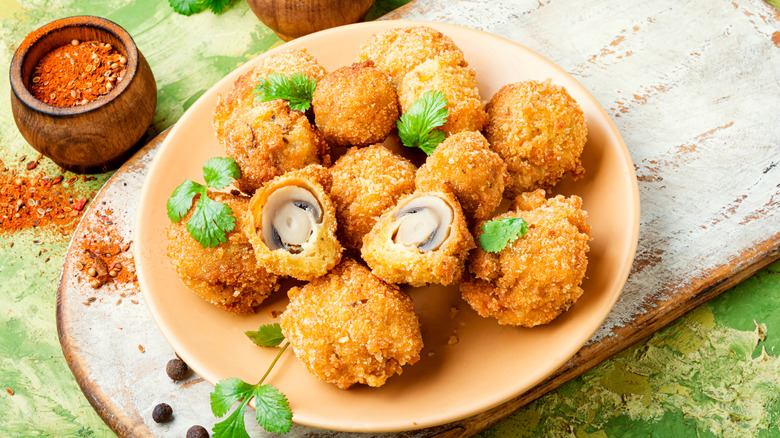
(10, 16), (157, 173)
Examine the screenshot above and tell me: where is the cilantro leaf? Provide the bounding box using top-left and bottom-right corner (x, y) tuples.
(479, 217), (529, 253)
(211, 378), (256, 418)
(254, 73), (317, 112)
(203, 157), (242, 190)
(253, 385), (293, 434)
(168, 0), (233, 15)
(213, 398), (252, 438)
(186, 194), (236, 248)
(167, 179), (205, 222)
(168, 0), (208, 15)
(208, 0), (231, 13)
(245, 323), (285, 347)
(397, 90), (449, 155)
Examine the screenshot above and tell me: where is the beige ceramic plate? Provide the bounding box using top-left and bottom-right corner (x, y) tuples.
(135, 20), (639, 433)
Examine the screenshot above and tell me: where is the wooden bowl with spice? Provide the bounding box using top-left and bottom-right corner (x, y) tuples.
(9, 16), (156, 173)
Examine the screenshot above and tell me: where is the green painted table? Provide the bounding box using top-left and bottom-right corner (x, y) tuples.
(2, 1), (780, 437)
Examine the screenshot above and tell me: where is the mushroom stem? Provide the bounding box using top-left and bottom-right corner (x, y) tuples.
(262, 185), (323, 252)
(392, 195), (453, 252)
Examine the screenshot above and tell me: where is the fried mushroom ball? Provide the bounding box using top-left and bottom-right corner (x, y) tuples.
(222, 99), (329, 194)
(415, 131), (509, 223)
(330, 144), (416, 251)
(485, 79), (587, 198)
(460, 189), (591, 327)
(312, 61), (399, 147)
(280, 258), (423, 389)
(397, 51), (488, 135)
(243, 164), (342, 281)
(213, 49), (326, 140)
(357, 25), (463, 88)
(361, 186), (475, 287)
(167, 192), (279, 314)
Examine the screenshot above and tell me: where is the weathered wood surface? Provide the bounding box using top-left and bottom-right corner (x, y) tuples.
(56, 0), (780, 436)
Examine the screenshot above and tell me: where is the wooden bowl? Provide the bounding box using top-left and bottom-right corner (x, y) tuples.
(9, 16), (157, 173)
(246, 0), (376, 41)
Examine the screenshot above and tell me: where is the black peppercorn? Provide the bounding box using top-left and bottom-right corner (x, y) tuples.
(186, 425), (209, 438)
(152, 403), (173, 423)
(166, 358), (189, 380)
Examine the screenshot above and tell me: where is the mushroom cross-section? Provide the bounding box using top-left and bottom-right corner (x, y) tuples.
(391, 195), (453, 252)
(261, 185), (323, 253)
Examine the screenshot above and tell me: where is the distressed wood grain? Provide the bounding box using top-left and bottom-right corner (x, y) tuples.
(55, 0), (780, 437)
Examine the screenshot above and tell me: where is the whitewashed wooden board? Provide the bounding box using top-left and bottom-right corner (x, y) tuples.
(58, 1), (780, 436)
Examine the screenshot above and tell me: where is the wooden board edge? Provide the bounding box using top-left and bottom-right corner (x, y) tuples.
(56, 128), (171, 438)
(423, 235), (780, 437)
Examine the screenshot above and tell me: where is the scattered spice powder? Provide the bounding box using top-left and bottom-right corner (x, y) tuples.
(73, 207), (137, 290)
(28, 39), (127, 107)
(0, 170), (86, 234)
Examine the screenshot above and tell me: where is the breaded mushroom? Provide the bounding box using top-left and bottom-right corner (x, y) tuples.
(312, 61), (399, 146)
(213, 49), (326, 140)
(361, 186), (475, 287)
(485, 79), (587, 197)
(243, 164), (342, 281)
(280, 258), (423, 389)
(415, 131), (509, 223)
(461, 189), (591, 327)
(397, 51), (488, 135)
(330, 144), (416, 250)
(357, 25), (463, 88)
(167, 192), (279, 314)
(222, 99), (329, 194)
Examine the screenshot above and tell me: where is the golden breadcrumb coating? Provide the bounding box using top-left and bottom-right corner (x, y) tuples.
(330, 144), (417, 251)
(166, 192), (280, 314)
(222, 99), (329, 194)
(280, 258), (423, 389)
(312, 61), (399, 146)
(357, 26), (463, 88)
(415, 131), (509, 223)
(243, 164), (342, 281)
(213, 49), (326, 140)
(397, 51), (488, 135)
(461, 190), (591, 327)
(485, 79), (587, 197)
(361, 186), (475, 287)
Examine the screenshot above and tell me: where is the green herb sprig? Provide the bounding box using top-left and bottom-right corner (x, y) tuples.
(253, 73), (317, 112)
(211, 323), (293, 437)
(168, 0), (232, 15)
(397, 90), (449, 155)
(167, 157), (242, 248)
(479, 217), (529, 253)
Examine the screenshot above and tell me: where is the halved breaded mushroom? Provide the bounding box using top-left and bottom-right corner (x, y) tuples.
(361, 186), (474, 287)
(166, 191), (280, 314)
(243, 164), (342, 281)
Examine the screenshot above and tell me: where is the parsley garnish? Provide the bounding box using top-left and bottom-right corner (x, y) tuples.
(167, 157), (242, 248)
(479, 217), (529, 253)
(253, 73), (317, 112)
(168, 0), (232, 15)
(397, 90), (449, 155)
(211, 324), (293, 437)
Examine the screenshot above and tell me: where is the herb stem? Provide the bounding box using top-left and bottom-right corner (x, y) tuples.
(258, 341), (289, 386)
